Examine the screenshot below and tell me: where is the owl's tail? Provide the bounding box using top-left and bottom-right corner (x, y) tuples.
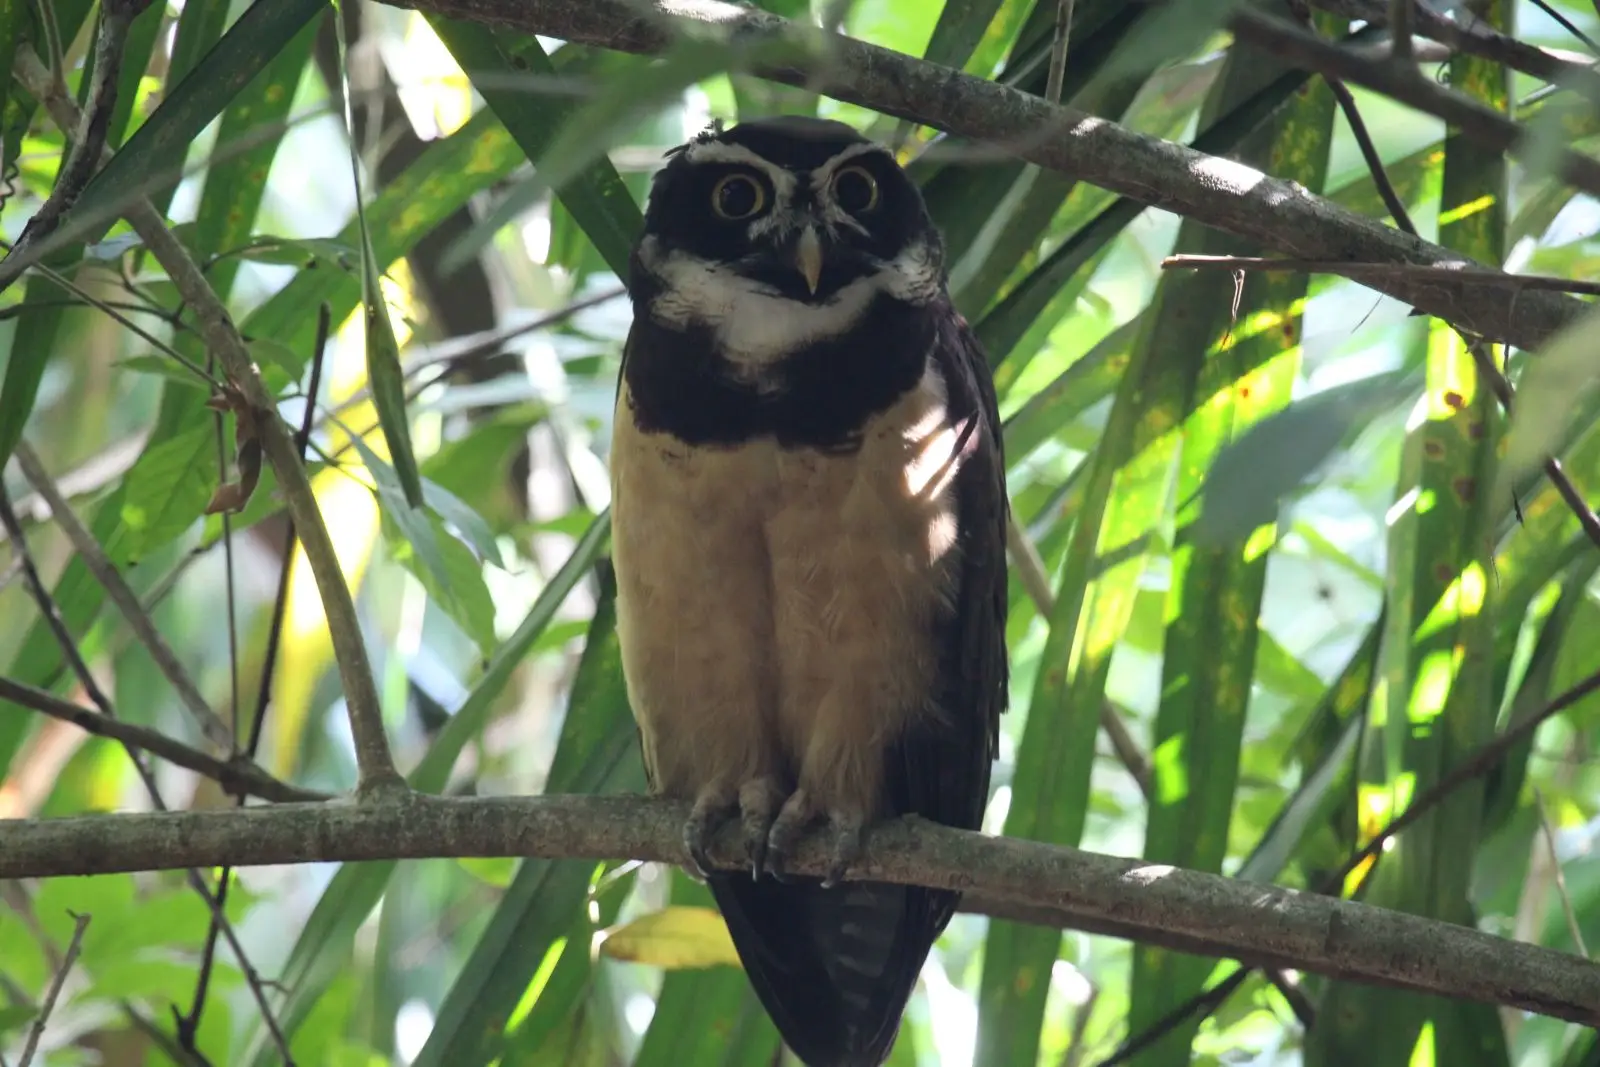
(707, 872), (955, 1067)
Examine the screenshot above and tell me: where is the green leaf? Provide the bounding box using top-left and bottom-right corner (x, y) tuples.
(428, 20), (642, 278)
(921, 0), (1007, 72)
(0, 249), (80, 473)
(599, 903), (740, 970)
(632, 876), (780, 1067)
(240, 512), (613, 1067)
(1310, 11), (1513, 1060)
(328, 0), (423, 510)
(1193, 370), (1420, 546)
(0, 1), (23, 146)
(1134, 33), (1341, 1051)
(341, 427), (490, 652)
(101, 0), (164, 149)
(118, 423), (220, 563)
(191, 16), (319, 298)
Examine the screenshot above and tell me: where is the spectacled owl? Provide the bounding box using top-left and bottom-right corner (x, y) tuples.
(609, 115), (1008, 1067)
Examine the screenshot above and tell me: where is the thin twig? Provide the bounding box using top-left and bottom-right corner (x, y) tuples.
(14, 46), (403, 795)
(1533, 787), (1589, 959)
(22, 256), (218, 383)
(1526, 0), (1600, 55)
(11, 441), (235, 750)
(16, 912), (90, 1067)
(1044, 0), (1076, 106)
(0, 487), (298, 1065)
(1162, 253), (1600, 297)
(1324, 82), (1418, 235)
(0, 675), (329, 803)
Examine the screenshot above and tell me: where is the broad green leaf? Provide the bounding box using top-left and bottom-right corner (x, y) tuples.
(921, 0), (1008, 72)
(240, 513), (614, 1067)
(191, 18), (318, 298)
(342, 427), (496, 654)
(1193, 369), (1421, 546)
(0, 1), (22, 148)
(117, 423), (220, 563)
(101, 0), (164, 149)
(499, 869), (633, 1064)
(1238, 622), (1382, 887)
(0, 248), (81, 475)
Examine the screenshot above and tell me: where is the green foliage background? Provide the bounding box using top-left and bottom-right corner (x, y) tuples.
(1, 0), (1599, 1065)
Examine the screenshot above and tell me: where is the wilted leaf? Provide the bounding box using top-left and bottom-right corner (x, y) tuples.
(599, 906), (740, 970)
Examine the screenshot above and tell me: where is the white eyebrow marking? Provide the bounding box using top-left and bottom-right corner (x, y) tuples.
(682, 141), (799, 201)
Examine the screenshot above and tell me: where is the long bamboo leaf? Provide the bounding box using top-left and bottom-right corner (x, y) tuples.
(1130, 12), (1340, 1058)
(410, 564), (647, 1067)
(332, 0), (423, 509)
(54, 0), (325, 252)
(1309, 6), (1513, 1059)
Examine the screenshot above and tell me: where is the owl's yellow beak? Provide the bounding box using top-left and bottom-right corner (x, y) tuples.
(794, 226), (823, 295)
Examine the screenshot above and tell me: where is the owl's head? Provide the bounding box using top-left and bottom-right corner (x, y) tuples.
(631, 117), (946, 365)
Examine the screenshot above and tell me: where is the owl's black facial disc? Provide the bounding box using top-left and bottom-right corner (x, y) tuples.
(630, 116), (947, 374)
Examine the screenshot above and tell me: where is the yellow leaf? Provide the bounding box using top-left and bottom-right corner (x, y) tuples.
(597, 906), (740, 970)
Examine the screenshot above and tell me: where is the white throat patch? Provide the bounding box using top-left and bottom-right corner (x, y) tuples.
(636, 235), (941, 379)
(633, 235), (934, 377)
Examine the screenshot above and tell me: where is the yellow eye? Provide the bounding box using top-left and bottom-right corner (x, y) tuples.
(711, 174), (767, 220)
(831, 165), (880, 214)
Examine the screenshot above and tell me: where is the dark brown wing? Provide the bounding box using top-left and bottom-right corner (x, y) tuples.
(886, 302), (1009, 922)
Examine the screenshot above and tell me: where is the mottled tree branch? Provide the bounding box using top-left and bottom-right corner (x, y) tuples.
(382, 0), (1591, 351)
(3, 795), (1597, 1024)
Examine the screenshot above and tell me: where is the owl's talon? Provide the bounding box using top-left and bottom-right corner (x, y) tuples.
(764, 788), (818, 880)
(822, 824), (863, 889)
(683, 791), (737, 878)
(738, 777), (784, 880)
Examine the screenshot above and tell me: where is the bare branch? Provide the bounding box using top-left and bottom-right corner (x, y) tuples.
(1309, 0), (1600, 93)
(0, 675), (330, 804)
(10, 441), (235, 751)
(0, 0), (137, 295)
(1228, 9), (1600, 196)
(15, 912), (89, 1067)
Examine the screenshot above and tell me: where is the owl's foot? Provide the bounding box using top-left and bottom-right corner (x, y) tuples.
(764, 788), (866, 888)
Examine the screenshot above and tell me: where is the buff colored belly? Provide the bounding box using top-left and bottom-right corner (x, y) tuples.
(610, 364), (964, 821)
